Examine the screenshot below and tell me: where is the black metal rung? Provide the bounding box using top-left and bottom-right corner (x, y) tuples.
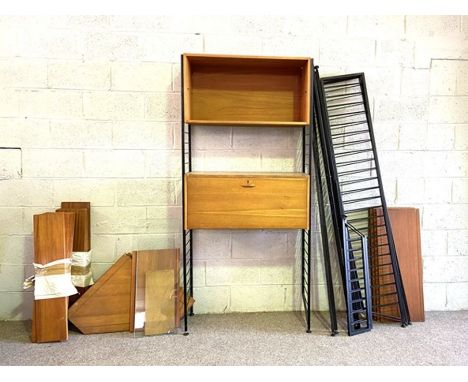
(333, 138), (371, 148)
(351, 286), (365, 293)
(330, 120), (367, 129)
(332, 128), (369, 139)
(378, 271), (395, 278)
(329, 111), (367, 121)
(347, 217), (378, 225)
(339, 167), (376, 177)
(373, 302), (399, 308)
(352, 319), (369, 326)
(375, 291), (398, 298)
(344, 205), (381, 214)
(371, 232), (389, 238)
(371, 242), (389, 248)
(334, 148), (374, 159)
(341, 186), (380, 197)
(374, 252), (391, 258)
(339, 176), (379, 186)
(372, 312), (402, 321)
(324, 82), (361, 91)
(371, 281), (396, 288)
(370, 262), (393, 269)
(343, 195), (381, 204)
(336, 157), (375, 168)
(325, 91), (362, 100)
(327, 102), (364, 112)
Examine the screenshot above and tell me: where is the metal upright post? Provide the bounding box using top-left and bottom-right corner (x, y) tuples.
(181, 55), (190, 335)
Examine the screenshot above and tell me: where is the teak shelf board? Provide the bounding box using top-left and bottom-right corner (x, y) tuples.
(185, 173), (309, 229)
(187, 171), (307, 177)
(183, 53), (311, 126)
(186, 120), (308, 127)
(32, 212), (75, 343)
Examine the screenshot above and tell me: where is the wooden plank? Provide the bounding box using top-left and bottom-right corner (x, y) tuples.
(68, 254), (134, 334)
(60, 202), (91, 250)
(31, 212), (75, 343)
(184, 53), (311, 61)
(144, 270), (176, 335)
(388, 208), (425, 321)
(186, 120), (308, 127)
(57, 202), (91, 305)
(370, 207), (425, 322)
(185, 174), (309, 229)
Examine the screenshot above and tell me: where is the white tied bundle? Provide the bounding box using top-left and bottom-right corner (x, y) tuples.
(23, 258), (78, 300)
(71, 250), (94, 288)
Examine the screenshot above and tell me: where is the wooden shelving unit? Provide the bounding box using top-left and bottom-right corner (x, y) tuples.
(180, 53), (314, 334)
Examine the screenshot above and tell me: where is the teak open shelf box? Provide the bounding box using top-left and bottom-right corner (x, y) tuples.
(183, 54), (311, 126)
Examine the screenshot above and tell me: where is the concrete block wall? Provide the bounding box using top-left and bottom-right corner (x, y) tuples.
(0, 16), (467, 319)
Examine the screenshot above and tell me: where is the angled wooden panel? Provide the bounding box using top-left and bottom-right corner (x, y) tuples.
(31, 212), (75, 343)
(68, 254), (134, 334)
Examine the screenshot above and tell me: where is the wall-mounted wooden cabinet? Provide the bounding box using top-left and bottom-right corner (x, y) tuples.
(183, 54), (311, 126)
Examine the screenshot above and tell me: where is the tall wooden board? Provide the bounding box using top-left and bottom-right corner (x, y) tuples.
(56, 202), (91, 305)
(31, 212), (75, 343)
(370, 207), (425, 322)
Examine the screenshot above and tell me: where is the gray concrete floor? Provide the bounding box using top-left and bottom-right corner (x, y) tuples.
(0, 311), (467, 365)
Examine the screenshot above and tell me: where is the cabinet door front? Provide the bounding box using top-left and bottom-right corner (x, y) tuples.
(185, 175), (309, 229)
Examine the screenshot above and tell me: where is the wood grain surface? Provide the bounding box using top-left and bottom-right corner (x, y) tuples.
(185, 173), (309, 229)
(133, 249), (180, 334)
(68, 254), (134, 334)
(144, 270), (176, 335)
(57, 202), (91, 304)
(31, 212), (75, 343)
(183, 53), (311, 125)
(370, 207), (425, 322)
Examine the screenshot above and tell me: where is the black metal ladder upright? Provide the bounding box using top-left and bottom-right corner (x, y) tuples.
(313, 68), (372, 335)
(314, 68), (411, 333)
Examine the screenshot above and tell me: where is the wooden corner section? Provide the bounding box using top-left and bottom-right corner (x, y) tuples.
(68, 253), (135, 334)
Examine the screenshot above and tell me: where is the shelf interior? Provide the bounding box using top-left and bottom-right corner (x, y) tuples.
(183, 54), (311, 126)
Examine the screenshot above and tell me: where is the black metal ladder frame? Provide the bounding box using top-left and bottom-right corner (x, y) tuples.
(314, 69), (411, 333)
